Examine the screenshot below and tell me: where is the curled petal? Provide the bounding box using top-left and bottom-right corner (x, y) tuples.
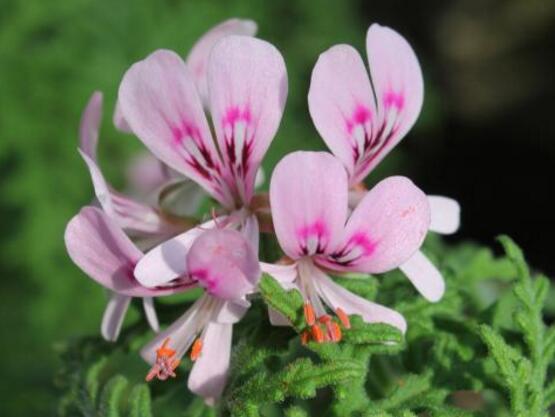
(399, 250), (445, 302)
(208, 35), (288, 205)
(270, 151), (348, 259)
(321, 176), (430, 274)
(118, 50), (231, 206)
(65, 206), (191, 297)
(79, 91), (103, 161)
(187, 229), (261, 300)
(80, 150), (182, 237)
(134, 218), (219, 288)
(186, 18), (258, 106)
(428, 195), (460, 235)
(101, 292), (131, 342)
(188, 321), (233, 406)
(312, 264), (407, 333)
(308, 45), (376, 180)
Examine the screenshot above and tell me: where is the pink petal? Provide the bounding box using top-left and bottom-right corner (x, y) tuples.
(113, 99), (132, 133)
(311, 263), (407, 333)
(101, 292), (131, 342)
(79, 91), (103, 161)
(118, 50), (232, 207)
(65, 206), (191, 297)
(185, 18), (258, 106)
(269, 151), (348, 259)
(308, 45), (376, 180)
(188, 321), (233, 406)
(126, 151), (174, 196)
(133, 218), (219, 288)
(187, 229), (261, 300)
(142, 297), (160, 332)
(428, 196), (460, 235)
(361, 24), (424, 180)
(399, 250), (445, 302)
(208, 35), (288, 205)
(320, 176), (430, 274)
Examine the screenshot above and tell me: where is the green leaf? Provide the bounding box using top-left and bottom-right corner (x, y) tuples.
(259, 274), (305, 330)
(98, 375), (129, 417)
(127, 384), (152, 417)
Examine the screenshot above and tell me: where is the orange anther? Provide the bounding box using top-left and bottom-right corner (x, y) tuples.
(311, 324), (324, 343)
(300, 330), (311, 345)
(304, 302), (316, 326)
(328, 321), (342, 342)
(318, 314), (332, 324)
(335, 308), (351, 329)
(156, 337), (176, 358)
(190, 338), (203, 361)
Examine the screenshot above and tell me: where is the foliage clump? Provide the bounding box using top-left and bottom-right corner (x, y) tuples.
(56, 236), (555, 416)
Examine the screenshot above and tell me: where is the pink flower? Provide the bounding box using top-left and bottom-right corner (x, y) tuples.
(78, 19), (259, 248)
(308, 23), (460, 236)
(122, 34), (287, 284)
(140, 228), (260, 405)
(306, 24), (462, 301)
(264, 151), (442, 335)
(64, 207), (195, 341)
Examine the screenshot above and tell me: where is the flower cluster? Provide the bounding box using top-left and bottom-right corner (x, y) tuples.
(65, 18), (460, 405)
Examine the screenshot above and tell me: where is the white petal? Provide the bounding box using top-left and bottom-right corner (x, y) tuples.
(268, 308), (290, 326)
(242, 214), (260, 255)
(428, 195), (460, 235)
(140, 295), (207, 364)
(399, 250), (445, 302)
(311, 264), (407, 333)
(101, 292), (131, 342)
(260, 262), (298, 283)
(188, 321), (233, 406)
(212, 300), (249, 324)
(142, 297), (160, 332)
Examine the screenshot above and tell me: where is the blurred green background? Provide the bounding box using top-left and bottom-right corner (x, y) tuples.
(0, 0), (553, 415)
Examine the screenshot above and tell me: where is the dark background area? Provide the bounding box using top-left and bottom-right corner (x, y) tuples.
(0, 0), (553, 414)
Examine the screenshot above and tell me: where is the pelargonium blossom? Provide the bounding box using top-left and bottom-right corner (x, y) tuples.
(140, 228), (261, 405)
(264, 151), (440, 337)
(64, 207), (195, 341)
(78, 18), (258, 249)
(308, 23), (460, 300)
(124, 34), (288, 287)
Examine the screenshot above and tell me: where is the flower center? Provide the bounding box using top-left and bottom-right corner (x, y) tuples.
(297, 260), (351, 345)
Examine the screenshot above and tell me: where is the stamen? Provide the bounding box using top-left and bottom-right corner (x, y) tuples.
(304, 302), (316, 326)
(301, 330), (311, 346)
(190, 338), (203, 361)
(311, 324), (324, 343)
(318, 314), (332, 324)
(335, 307), (351, 329)
(146, 338), (179, 382)
(327, 321), (342, 342)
